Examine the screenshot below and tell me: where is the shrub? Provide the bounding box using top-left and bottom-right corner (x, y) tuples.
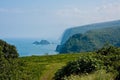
(54, 54), (103, 80)
(96, 45), (119, 55)
(115, 66), (120, 80)
(0, 40), (22, 80)
(0, 39), (19, 58)
(54, 45), (120, 80)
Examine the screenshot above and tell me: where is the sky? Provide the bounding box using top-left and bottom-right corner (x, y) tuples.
(0, 0), (120, 40)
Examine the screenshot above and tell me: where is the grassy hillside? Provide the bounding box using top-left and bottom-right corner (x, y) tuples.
(19, 46), (120, 80)
(19, 53), (83, 80)
(0, 52), (119, 80)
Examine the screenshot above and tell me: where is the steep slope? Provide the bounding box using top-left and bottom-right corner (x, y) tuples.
(58, 26), (120, 53)
(61, 20), (120, 44)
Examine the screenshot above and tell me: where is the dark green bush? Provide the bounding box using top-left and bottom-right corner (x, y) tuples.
(0, 40), (24, 80)
(116, 74), (120, 80)
(115, 66), (120, 80)
(54, 46), (120, 80)
(96, 45), (119, 55)
(54, 54), (103, 80)
(0, 39), (19, 58)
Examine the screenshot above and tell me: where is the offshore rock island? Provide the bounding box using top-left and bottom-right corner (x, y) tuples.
(33, 40), (50, 45)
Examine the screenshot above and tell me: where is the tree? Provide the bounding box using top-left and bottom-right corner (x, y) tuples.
(0, 40), (19, 58)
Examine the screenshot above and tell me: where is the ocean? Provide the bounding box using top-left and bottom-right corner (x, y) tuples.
(3, 38), (59, 56)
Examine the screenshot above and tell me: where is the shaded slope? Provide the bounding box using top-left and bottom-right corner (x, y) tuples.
(59, 27), (120, 53)
(61, 20), (120, 44)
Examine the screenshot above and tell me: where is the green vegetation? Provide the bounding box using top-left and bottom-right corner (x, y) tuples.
(0, 39), (120, 80)
(54, 53), (101, 80)
(0, 39), (19, 58)
(0, 39), (82, 80)
(54, 45), (120, 80)
(0, 40), (22, 80)
(64, 70), (115, 80)
(19, 53), (82, 80)
(58, 27), (120, 53)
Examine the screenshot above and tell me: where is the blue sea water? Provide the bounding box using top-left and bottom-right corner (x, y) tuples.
(3, 38), (59, 56)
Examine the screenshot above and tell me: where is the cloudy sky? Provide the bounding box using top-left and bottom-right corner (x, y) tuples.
(0, 0), (120, 39)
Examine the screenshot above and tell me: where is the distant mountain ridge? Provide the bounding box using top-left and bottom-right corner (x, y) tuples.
(61, 20), (120, 44)
(58, 26), (120, 53)
(56, 20), (120, 53)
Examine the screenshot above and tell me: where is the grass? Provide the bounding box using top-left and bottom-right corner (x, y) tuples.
(64, 70), (115, 80)
(18, 51), (119, 80)
(19, 53), (85, 80)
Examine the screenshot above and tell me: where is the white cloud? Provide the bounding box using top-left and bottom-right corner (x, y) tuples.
(94, 3), (120, 21)
(97, 3), (120, 14)
(56, 8), (82, 17)
(56, 2), (120, 25)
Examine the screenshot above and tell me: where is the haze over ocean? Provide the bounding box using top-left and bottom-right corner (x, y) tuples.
(4, 38), (59, 56)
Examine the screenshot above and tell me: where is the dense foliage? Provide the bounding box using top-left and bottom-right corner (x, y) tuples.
(0, 40), (22, 80)
(58, 27), (120, 53)
(54, 46), (120, 80)
(0, 40), (19, 58)
(54, 54), (103, 80)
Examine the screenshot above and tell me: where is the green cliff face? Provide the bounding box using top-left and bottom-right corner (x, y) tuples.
(58, 25), (120, 53)
(61, 20), (120, 45)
